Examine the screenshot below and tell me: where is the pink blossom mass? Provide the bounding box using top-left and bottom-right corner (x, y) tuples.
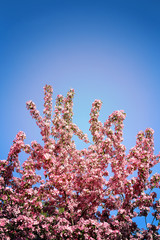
(0, 85), (160, 239)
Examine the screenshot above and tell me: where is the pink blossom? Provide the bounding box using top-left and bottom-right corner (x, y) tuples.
(0, 85), (160, 239)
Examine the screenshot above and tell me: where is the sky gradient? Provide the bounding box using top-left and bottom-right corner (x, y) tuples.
(0, 0), (160, 231)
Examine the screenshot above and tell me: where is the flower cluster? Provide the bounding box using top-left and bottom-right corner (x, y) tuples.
(0, 85), (160, 239)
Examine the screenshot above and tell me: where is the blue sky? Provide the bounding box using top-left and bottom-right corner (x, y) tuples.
(0, 0), (160, 231)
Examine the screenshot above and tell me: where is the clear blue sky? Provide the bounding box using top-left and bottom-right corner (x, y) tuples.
(0, 0), (160, 230)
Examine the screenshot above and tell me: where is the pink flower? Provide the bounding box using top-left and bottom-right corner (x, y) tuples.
(0, 219), (6, 227)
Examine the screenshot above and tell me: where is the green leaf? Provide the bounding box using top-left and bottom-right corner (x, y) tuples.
(59, 207), (64, 213)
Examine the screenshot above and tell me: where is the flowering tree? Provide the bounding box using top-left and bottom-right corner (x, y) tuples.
(0, 85), (160, 239)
